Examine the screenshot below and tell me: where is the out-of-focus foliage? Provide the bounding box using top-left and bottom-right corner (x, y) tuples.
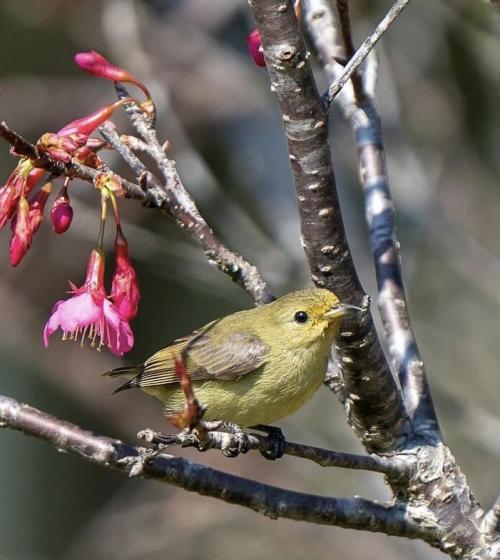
(1, 1), (499, 559)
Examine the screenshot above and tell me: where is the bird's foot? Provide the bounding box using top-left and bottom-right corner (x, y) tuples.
(137, 427), (210, 452)
(135, 422), (252, 458)
(250, 424), (286, 460)
(216, 421), (251, 457)
(118, 445), (167, 477)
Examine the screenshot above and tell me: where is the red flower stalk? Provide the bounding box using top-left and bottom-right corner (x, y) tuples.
(111, 226), (140, 321)
(246, 29), (266, 67)
(74, 51), (152, 101)
(43, 248), (134, 355)
(9, 196), (32, 267)
(51, 182), (73, 234)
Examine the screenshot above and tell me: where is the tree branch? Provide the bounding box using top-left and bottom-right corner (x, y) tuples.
(113, 84), (274, 306)
(138, 427), (409, 479)
(483, 494), (500, 538)
(327, 0), (414, 102)
(0, 394), (423, 538)
(250, 0), (408, 453)
(304, 0), (440, 439)
(0, 121), (148, 201)
(0, 117), (273, 307)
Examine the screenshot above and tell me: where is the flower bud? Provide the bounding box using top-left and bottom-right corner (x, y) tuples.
(111, 228), (140, 321)
(74, 51), (151, 100)
(51, 186), (73, 234)
(29, 181), (52, 233)
(9, 197), (32, 267)
(247, 29), (266, 67)
(57, 100), (126, 137)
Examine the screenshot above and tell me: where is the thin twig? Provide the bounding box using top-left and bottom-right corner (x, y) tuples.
(304, 0), (440, 438)
(0, 394), (424, 538)
(99, 122), (149, 177)
(138, 427), (409, 478)
(251, 0), (407, 453)
(334, 0), (365, 102)
(0, 121), (39, 159)
(114, 84), (274, 306)
(328, 0), (413, 102)
(0, 121), (149, 202)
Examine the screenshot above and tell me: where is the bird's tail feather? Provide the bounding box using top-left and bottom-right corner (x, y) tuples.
(103, 364), (144, 394)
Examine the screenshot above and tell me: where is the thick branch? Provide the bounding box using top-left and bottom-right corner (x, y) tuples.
(327, 0), (414, 102)
(250, 0), (407, 453)
(304, 0), (440, 439)
(483, 494), (500, 538)
(0, 394), (422, 538)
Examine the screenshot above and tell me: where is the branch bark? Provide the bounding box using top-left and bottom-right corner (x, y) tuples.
(250, 0), (408, 453)
(303, 0), (440, 439)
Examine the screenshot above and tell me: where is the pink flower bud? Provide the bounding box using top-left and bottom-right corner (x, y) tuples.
(9, 197), (32, 267)
(29, 181), (52, 233)
(74, 51), (151, 100)
(0, 162), (42, 230)
(111, 228), (140, 321)
(51, 186), (73, 234)
(57, 100), (126, 137)
(247, 29), (266, 67)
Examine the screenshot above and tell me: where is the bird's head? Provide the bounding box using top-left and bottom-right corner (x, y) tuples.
(267, 288), (355, 349)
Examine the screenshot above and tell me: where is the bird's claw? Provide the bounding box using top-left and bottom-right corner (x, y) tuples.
(118, 445), (162, 477)
(251, 424), (286, 461)
(220, 422), (251, 457)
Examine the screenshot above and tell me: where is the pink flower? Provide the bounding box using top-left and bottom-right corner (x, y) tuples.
(111, 228), (140, 321)
(51, 185), (73, 234)
(74, 51), (151, 100)
(43, 249), (134, 355)
(247, 29), (266, 67)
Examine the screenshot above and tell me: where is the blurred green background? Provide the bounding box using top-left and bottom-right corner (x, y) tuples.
(1, 1), (500, 559)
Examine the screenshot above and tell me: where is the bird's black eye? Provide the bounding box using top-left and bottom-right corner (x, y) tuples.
(294, 311), (309, 324)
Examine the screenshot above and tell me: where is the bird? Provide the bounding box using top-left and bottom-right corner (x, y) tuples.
(106, 288), (349, 428)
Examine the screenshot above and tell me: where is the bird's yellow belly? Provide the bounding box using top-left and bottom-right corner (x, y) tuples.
(146, 349), (328, 427)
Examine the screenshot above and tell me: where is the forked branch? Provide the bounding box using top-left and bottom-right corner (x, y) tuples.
(250, 0), (408, 453)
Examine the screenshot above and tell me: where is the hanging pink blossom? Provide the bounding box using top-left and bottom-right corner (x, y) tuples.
(43, 249), (134, 355)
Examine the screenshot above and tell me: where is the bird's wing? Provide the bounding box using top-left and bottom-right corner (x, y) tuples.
(128, 327), (269, 389)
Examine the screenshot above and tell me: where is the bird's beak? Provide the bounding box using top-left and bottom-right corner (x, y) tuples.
(323, 303), (364, 320)
(323, 304), (346, 320)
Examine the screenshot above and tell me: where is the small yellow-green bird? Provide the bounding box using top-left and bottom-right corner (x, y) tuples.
(108, 288), (348, 427)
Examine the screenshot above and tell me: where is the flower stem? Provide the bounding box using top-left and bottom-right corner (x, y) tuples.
(97, 192), (108, 249)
